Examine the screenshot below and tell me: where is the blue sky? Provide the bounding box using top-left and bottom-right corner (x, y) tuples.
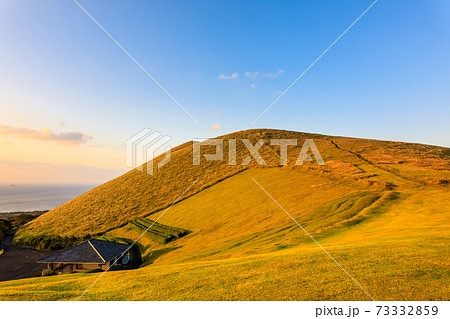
(0, 0), (449, 183)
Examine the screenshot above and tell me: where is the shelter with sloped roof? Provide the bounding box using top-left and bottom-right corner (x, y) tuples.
(37, 239), (141, 274)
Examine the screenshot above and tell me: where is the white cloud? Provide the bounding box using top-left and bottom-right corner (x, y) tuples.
(262, 69), (284, 78)
(245, 69), (284, 79)
(218, 73), (238, 80)
(250, 83), (256, 88)
(0, 124), (92, 145)
(209, 123), (221, 131)
(244, 71), (260, 77)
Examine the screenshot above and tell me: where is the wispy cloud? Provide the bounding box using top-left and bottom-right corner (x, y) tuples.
(209, 123), (221, 131)
(262, 69), (284, 78)
(245, 71), (260, 77)
(0, 124), (92, 145)
(245, 69), (284, 78)
(218, 73), (238, 80)
(218, 70), (283, 80)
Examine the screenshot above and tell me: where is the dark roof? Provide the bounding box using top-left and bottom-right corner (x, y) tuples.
(37, 239), (130, 264)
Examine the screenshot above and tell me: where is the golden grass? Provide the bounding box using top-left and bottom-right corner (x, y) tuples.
(1, 166), (449, 300)
(0, 239), (447, 301)
(16, 129), (449, 240)
(4, 129), (449, 300)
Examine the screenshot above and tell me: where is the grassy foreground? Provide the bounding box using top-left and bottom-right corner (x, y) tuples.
(0, 238), (447, 301)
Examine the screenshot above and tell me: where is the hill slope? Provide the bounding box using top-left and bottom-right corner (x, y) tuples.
(15, 129), (450, 241)
(3, 129), (449, 301)
(1, 167), (448, 300)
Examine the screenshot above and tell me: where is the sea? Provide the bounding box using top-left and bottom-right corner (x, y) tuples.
(0, 184), (97, 213)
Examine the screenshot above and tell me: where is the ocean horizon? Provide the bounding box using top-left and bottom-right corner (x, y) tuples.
(0, 184), (97, 213)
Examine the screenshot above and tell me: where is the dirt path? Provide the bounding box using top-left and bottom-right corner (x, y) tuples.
(0, 229), (53, 282)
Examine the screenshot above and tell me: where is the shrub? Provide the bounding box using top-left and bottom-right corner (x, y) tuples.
(0, 211), (46, 241)
(14, 234), (92, 251)
(41, 269), (57, 276)
(0, 219), (12, 240)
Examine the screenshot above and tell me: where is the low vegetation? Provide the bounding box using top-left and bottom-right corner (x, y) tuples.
(0, 211), (47, 240)
(40, 269), (57, 277)
(0, 211), (48, 253)
(128, 218), (189, 244)
(14, 234), (91, 251)
(0, 219), (11, 241)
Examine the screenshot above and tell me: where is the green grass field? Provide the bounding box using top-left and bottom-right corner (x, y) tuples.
(1, 130), (449, 300)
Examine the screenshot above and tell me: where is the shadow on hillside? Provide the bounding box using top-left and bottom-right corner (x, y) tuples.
(141, 246), (182, 267)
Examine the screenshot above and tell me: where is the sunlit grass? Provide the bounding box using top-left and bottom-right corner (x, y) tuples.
(16, 129), (449, 240)
(5, 129), (449, 300)
(0, 238), (447, 301)
(2, 167), (449, 300)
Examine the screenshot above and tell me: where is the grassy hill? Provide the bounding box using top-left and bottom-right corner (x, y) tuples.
(2, 129), (449, 300)
(15, 129), (449, 240)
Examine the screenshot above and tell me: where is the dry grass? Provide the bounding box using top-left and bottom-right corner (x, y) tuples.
(16, 129), (449, 240)
(4, 129), (448, 300)
(1, 167), (449, 300)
